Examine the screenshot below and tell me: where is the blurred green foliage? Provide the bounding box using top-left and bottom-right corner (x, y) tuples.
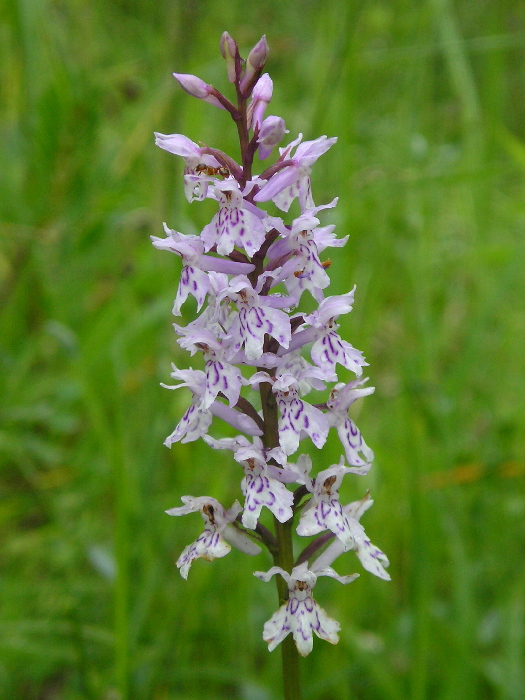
(1, 0), (524, 698)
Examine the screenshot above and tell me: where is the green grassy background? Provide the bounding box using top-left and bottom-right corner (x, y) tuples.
(1, 0), (524, 698)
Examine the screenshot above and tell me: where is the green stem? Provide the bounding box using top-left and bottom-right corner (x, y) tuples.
(259, 378), (303, 700)
(274, 517), (302, 700)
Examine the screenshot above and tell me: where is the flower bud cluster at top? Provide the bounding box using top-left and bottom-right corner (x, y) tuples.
(154, 32), (389, 657)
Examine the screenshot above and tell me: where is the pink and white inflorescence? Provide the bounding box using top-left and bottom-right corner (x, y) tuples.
(156, 32), (389, 657)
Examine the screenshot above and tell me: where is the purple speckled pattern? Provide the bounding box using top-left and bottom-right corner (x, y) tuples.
(241, 463), (294, 529)
(164, 401), (213, 447)
(154, 33), (390, 656)
(202, 358), (243, 410)
(176, 525), (231, 580)
(174, 264), (210, 315)
(201, 182), (266, 257)
(224, 278), (291, 361)
(311, 329), (366, 377)
(276, 385), (329, 455)
(296, 462), (359, 548)
(255, 562), (357, 656)
(338, 417), (373, 467)
(166, 496), (244, 578)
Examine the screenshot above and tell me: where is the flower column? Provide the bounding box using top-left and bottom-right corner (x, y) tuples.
(154, 32), (390, 700)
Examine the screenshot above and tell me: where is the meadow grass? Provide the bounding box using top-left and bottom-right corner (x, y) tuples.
(1, 1), (524, 698)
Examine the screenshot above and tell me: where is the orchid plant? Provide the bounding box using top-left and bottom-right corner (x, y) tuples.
(154, 32), (390, 699)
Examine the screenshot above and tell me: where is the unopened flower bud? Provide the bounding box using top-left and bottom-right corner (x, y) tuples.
(173, 73), (226, 110)
(247, 73), (273, 129)
(258, 115), (288, 159)
(253, 72), (273, 103)
(220, 31), (239, 83)
(240, 35), (269, 93)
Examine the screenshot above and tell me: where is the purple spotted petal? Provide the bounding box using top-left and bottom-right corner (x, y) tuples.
(276, 387), (329, 455)
(297, 495), (356, 547)
(228, 302), (291, 361)
(296, 461), (360, 547)
(310, 494), (390, 580)
(311, 330), (367, 376)
(173, 265), (210, 315)
(165, 496), (239, 579)
(241, 466), (294, 529)
(164, 403), (213, 447)
(261, 591), (339, 656)
(254, 561), (355, 656)
(201, 184), (266, 256)
(284, 238), (330, 303)
(202, 358), (243, 410)
(351, 521), (391, 581)
(175, 526), (231, 579)
(336, 417), (374, 468)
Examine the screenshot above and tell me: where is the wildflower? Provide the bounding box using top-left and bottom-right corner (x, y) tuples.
(283, 290), (368, 377)
(221, 276), (292, 361)
(273, 373), (329, 455)
(201, 181), (267, 256)
(161, 366), (261, 446)
(311, 493), (391, 581)
(153, 133), (223, 202)
(167, 496), (261, 579)
(254, 562), (358, 656)
(235, 445), (294, 529)
(296, 458), (371, 547)
(254, 134), (338, 212)
(151, 224), (255, 315)
(326, 379), (376, 467)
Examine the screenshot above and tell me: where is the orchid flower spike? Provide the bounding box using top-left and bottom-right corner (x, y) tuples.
(153, 32), (389, 676)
